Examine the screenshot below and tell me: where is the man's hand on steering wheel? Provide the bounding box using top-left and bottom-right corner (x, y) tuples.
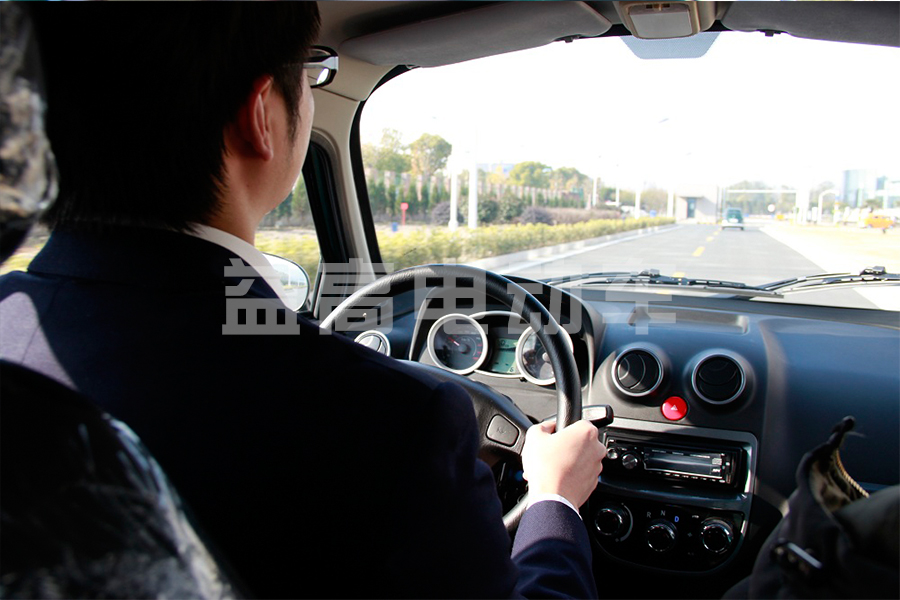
(522, 420), (608, 509)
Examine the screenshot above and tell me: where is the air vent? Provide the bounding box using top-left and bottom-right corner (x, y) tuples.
(613, 349), (663, 397)
(692, 355), (745, 405)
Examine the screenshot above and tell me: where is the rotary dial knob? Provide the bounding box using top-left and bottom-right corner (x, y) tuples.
(700, 518), (734, 555)
(595, 505), (631, 539)
(645, 519), (677, 553)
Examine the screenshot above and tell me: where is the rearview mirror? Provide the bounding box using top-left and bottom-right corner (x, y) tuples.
(263, 253), (310, 311)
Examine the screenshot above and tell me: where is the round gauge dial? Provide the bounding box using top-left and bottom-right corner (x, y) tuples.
(427, 314), (488, 374)
(515, 327), (573, 386)
(354, 330), (391, 356)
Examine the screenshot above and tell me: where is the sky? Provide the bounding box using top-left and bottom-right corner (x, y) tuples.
(360, 30), (900, 191)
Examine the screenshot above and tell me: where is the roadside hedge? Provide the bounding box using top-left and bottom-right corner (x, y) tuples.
(254, 234), (321, 278)
(382, 216), (674, 270)
(255, 217), (673, 275)
(256, 217), (674, 275)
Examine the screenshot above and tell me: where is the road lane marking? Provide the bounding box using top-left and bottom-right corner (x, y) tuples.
(706, 236), (714, 242)
(692, 246), (705, 257)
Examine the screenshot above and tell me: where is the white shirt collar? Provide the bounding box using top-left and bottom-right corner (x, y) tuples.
(186, 224), (292, 306)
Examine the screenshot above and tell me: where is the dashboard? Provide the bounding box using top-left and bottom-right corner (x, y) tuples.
(347, 275), (900, 596)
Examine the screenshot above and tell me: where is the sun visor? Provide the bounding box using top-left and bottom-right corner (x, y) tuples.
(340, 2), (612, 67)
(722, 2), (900, 48)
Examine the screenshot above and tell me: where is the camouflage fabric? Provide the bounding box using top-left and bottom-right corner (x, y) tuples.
(0, 3), (57, 263)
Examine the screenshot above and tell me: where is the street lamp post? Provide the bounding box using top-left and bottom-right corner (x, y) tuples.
(448, 170), (459, 231)
(468, 163), (478, 229)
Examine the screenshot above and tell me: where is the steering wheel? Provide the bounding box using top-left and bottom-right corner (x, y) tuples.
(319, 264), (581, 531)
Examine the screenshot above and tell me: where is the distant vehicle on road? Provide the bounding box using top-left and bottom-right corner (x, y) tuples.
(722, 208), (745, 230)
(864, 213), (894, 232)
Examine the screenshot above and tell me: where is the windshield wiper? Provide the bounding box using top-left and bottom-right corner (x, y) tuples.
(542, 269), (781, 298)
(544, 267), (900, 298)
(759, 266), (900, 295)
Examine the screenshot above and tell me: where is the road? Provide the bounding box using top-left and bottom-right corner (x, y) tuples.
(507, 224), (890, 309)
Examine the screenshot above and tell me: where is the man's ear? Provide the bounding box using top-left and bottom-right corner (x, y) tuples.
(231, 75), (275, 161)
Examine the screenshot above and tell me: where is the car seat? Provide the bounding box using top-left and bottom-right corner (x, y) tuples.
(0, 360), (241, 599)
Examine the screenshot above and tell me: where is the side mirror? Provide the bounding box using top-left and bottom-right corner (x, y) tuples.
(262, 253), (310, 311)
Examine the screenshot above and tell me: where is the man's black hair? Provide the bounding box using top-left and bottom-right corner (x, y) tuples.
(30, 3), (321, 233)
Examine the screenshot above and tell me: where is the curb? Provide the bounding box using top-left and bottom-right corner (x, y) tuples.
(466, 224), (680, 272)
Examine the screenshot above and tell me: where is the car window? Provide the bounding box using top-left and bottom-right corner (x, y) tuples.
(360, 31), (899, 310)
(254, 177), (321, 289)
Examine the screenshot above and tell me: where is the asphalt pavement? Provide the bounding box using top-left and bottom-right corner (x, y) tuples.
(505, 224), (890, 310)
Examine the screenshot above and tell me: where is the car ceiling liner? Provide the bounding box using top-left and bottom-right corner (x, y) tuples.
(340, 1), (612, 67)
(339, 1), (898, 70)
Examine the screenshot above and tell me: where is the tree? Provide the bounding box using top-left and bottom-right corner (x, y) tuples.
(508, 161), (551, 188)
(434, 181), (449, 204)
(486, 166), (508, 186)
(419, 183), (431, 215)
(362, 128), (411, 173)
(409, 133), (452, 204)
(617, 189), (636, 205)
(550, 167), (590, 193)
(498, 189), (527, 222)
(478, 199), (500, 224)
(291, 178), (310, 218)
(409, 133), (452, 181)
(368, 179), (388, 217)
(548, 167), (589, 207)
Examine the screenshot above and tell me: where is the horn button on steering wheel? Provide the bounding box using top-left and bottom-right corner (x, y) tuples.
(487, 415), (520, 446)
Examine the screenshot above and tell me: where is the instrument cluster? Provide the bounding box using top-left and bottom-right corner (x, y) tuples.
(425, 311), (571, 386)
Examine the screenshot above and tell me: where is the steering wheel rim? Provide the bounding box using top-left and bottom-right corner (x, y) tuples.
(319, 264), (581, 530)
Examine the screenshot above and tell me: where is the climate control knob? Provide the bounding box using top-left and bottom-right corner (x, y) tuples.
(595, 505), (631, 540)
(645, 519), (677, 553)
(700, 518), (734, 554)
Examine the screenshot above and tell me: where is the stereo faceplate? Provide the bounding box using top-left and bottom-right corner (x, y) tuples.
(603, 433), (743, 489)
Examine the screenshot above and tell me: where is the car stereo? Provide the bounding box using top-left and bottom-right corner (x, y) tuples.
(594, 423), (756, 573)
(603, 433), (743, 489)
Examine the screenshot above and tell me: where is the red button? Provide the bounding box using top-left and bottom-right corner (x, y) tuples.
(661, 396), (688, 421)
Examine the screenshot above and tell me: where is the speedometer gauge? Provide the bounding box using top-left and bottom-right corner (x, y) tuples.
(427, 314), (488, 374)
(516, 327), (573, 386)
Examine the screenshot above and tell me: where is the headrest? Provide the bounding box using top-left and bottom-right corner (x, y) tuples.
(0, 4), (57, 264)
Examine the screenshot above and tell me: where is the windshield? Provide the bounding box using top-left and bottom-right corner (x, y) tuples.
(360, 30), (899, 310)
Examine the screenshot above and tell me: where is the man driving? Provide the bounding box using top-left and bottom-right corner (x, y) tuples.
(0, 4), (606, 597)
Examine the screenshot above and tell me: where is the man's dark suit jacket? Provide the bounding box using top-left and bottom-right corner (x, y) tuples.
(0, 227), (597, 598)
